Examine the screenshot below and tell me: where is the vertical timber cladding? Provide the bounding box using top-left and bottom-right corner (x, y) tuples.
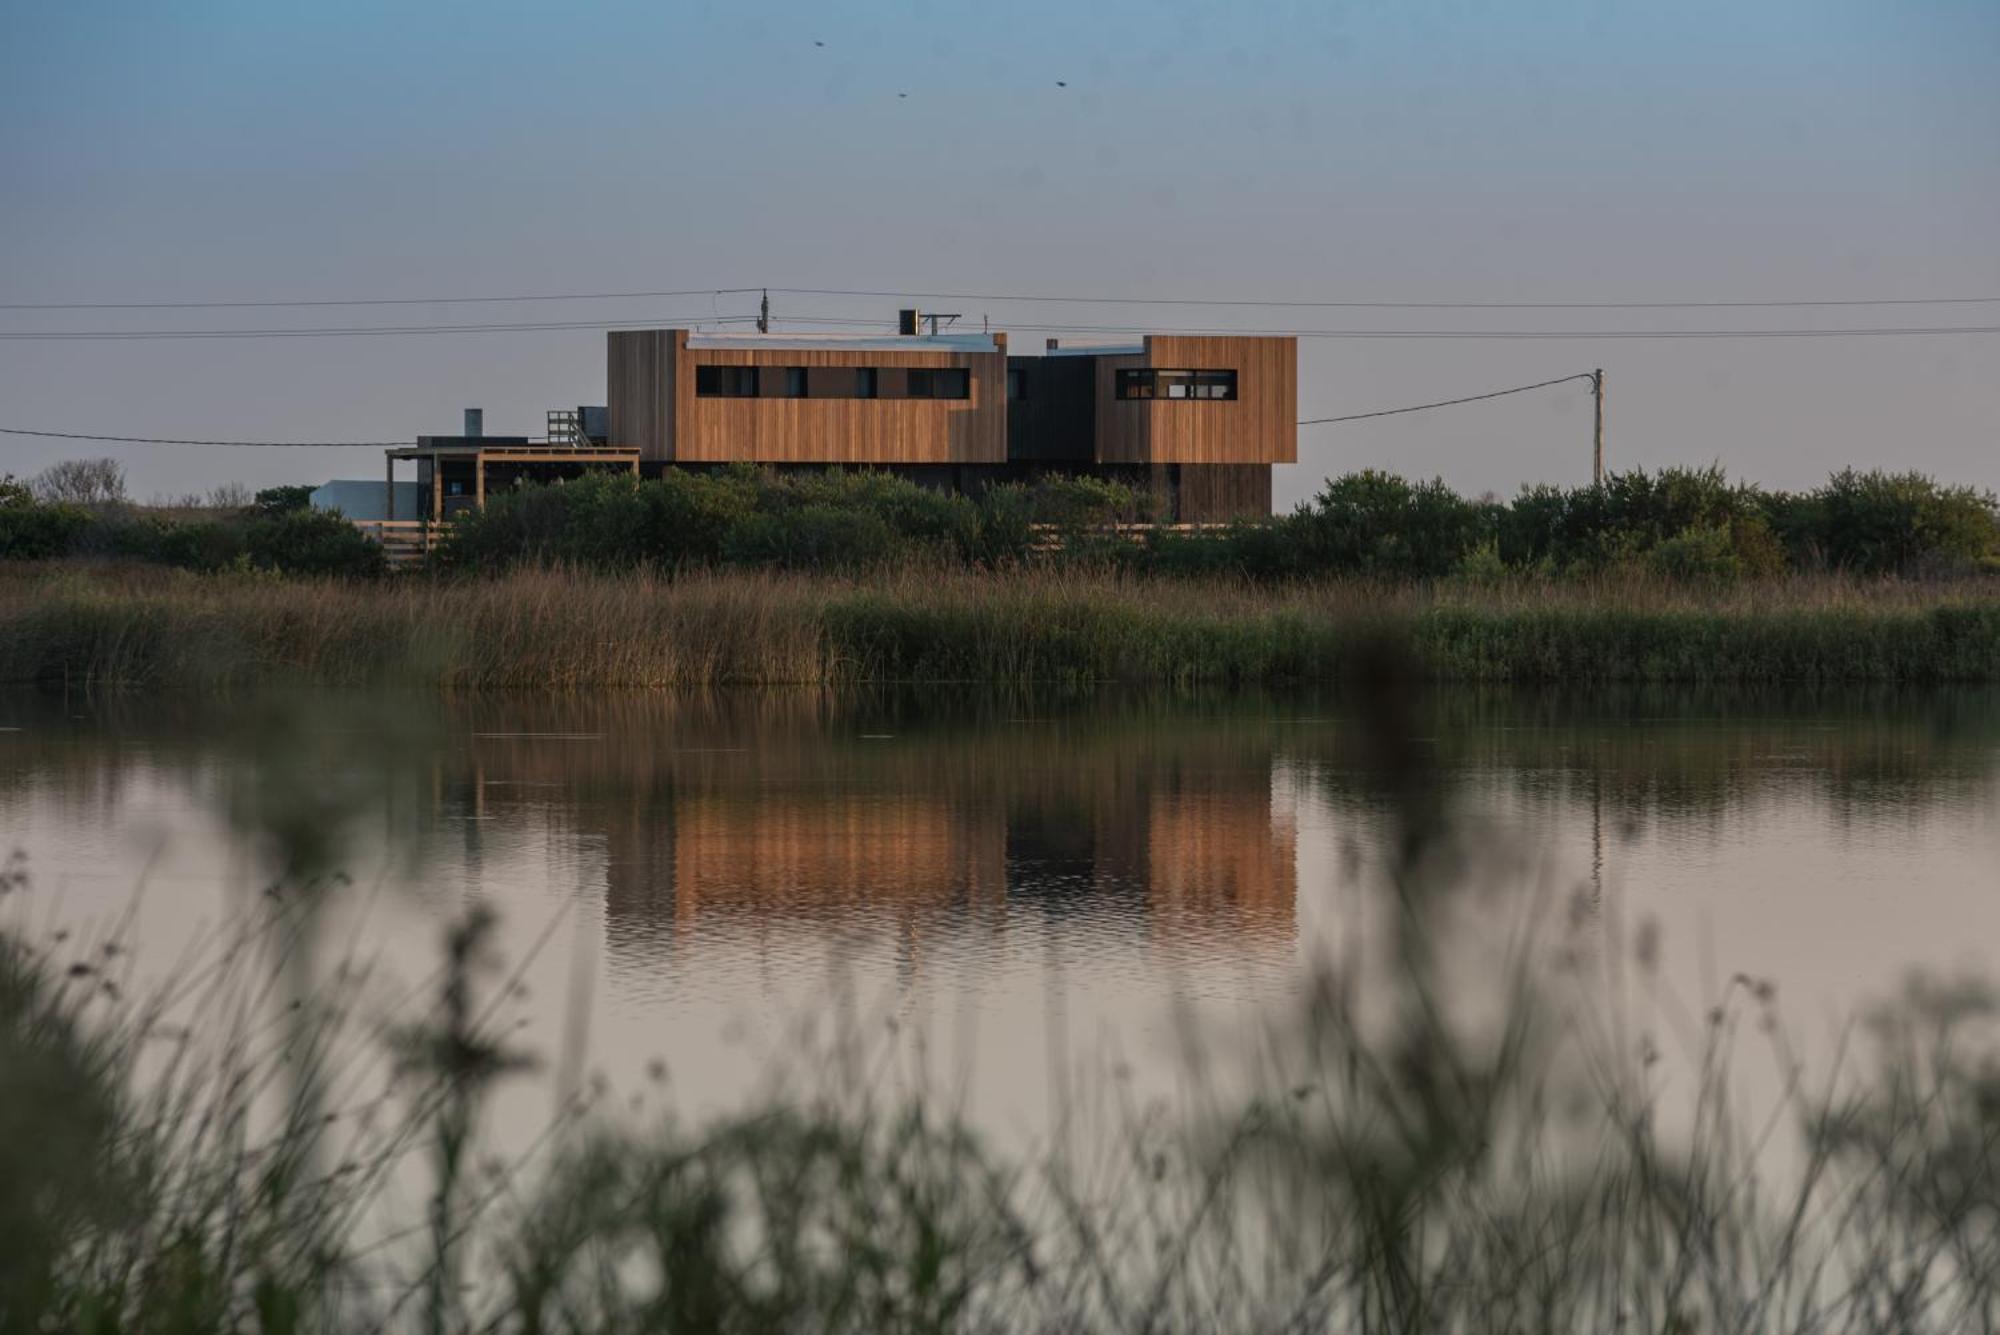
(1093, 336), (1297, 466)
(669, 334), (1008, 464)
(607, 330), (679, 461)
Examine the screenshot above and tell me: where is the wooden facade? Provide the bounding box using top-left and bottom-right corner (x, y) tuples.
(598, 327), (1294, 521)
(1092, 336), (1297, 466)
(608, 329), (1009, 465)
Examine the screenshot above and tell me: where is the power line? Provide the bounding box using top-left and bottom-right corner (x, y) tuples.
(749, 316), (2000, 340)
(6, 316), (2000, 341)
(773, 285), (2000, 311)
(949, 321), (2000, 340)
(8, 282), (1999, 313)
(0, 314), (762, 340)
(1298, 374), (1596, 426)
(0, 427), (404, 447)
(0, 287), (761, 312)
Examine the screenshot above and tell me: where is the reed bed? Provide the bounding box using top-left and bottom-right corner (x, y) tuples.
(2, 563), (1997, 689)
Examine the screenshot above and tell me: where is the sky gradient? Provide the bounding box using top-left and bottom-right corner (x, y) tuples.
(3, 0), (1996, 507)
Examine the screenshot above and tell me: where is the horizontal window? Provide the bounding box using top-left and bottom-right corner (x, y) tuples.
(906, 368), (972, 400)
(695, 365), (758, 397)
(1115, 368), (1238, 401)
(697, 365), (970, 400)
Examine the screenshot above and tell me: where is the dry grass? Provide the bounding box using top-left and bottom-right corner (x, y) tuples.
(2, 562), (1997, 689)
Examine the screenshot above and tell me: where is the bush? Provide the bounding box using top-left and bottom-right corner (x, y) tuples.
(0, 500), (93, 561)
(1501, 466), (1770, 574)
(243, 508), (386, 577)
(1289, 471), (1491, 579)
(253, 484), (315, 515)
(967, 483), (1035, 567)
(102, 515), (246, 571)
(722, 504), (901, 570)
(1790, 469), (1999, 576)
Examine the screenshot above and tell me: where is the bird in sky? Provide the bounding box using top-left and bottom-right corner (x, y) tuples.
(1056, 80), (1068, 87)
(898, 92), (908, 98)
(814, 40), (825, 47)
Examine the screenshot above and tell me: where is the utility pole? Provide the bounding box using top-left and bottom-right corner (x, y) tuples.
(758, 289), (770, 334)
(1591, 368), (1606, 485)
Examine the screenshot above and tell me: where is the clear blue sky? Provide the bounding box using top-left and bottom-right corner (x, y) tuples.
(3, 0), (1995, 506)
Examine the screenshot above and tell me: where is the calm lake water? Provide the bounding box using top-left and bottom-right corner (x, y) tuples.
(4, 685), (1998, 1149)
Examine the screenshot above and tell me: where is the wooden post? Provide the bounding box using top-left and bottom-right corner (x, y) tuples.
(474, 451), (486, 510)
(431, 454), (443, 525)
(1592, 368), (1606, 485)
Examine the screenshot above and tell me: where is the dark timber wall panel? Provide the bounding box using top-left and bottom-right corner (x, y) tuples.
(1095, 336), (1296, 466)
(1006, 356), (1097, 461)
(607, 329), (679, 461)
(1178, 464), (1273, 521)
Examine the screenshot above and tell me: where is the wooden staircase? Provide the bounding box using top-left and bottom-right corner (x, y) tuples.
(349, 520), (434, 571)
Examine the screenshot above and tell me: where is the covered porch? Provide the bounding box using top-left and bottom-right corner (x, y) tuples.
(382, 442), (641, 524)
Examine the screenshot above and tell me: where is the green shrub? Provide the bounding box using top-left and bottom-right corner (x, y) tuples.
(1502, 466), (1771, 574)
(1793, 469), (2000, 575)
(1454, 539), (1510, 583)
(1030, 474), (1147, 528)
(967, 483), (1035, 566)
(253, 484), (315, 515)
(102, 515), (246, 571)
(722, 504), (901, 570)
(243, 508), (386, 577)
(1290, 471), (1491, 578)
(0, 499), (93, 560)
(1647, 523), (1744, 584)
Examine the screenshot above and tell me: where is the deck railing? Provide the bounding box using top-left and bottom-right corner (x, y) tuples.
(354, 518), (1240, 569)
(349, 519), (434, 570)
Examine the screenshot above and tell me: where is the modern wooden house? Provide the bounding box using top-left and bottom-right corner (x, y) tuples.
(373, 317), (1297, 530)
(607, 319), (1296, 521)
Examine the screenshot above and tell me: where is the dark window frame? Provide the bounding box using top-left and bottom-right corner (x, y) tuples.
(1115, 368), (1238, 402)
(759, 366), (808, 398)
(695, 364), (759, 398)
(694, 363), (968, 400)
(907, 367), (971, 400)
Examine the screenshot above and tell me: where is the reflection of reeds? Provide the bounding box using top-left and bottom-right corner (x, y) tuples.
(4, 564), (1998, 688)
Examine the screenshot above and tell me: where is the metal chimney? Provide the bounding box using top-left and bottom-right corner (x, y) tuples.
(463, 408), (483, 438)
(898, 308), (921, 336)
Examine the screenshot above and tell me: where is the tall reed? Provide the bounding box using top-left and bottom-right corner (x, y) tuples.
(3, 564), (1996, 689)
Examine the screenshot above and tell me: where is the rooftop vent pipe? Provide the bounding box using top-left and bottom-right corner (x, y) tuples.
(464, 408), (483, 438)
(898, 308), (921, 336)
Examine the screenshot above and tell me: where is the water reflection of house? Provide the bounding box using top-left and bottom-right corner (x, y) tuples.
(438, 701), (1297, 970)
(666, 796), (1007, 926)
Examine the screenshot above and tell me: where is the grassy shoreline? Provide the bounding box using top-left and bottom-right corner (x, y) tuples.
(4, 562), (1999, 688)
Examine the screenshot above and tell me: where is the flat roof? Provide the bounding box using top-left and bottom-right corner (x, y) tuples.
(685, 331), (1000, 353)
